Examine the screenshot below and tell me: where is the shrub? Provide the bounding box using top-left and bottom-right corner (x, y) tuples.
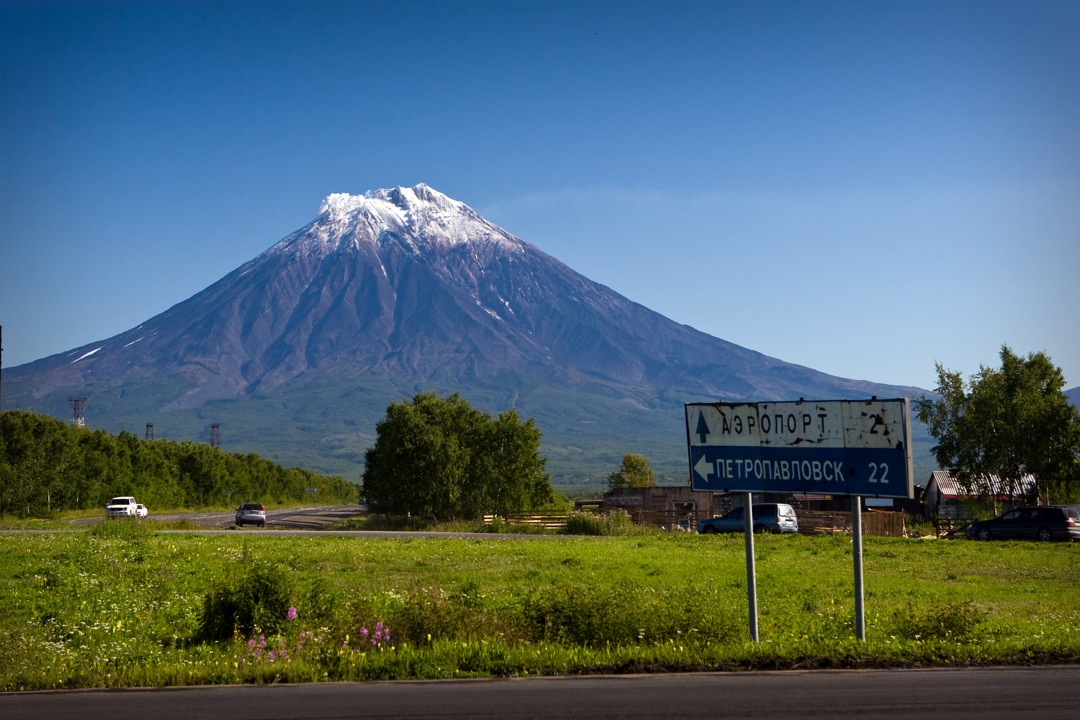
(198, 561), (294, 640)
(89, 516), (154, 541)
(521, 583), (741, 646)
(563, 509), (638, 536)
(891, 600), (986, 641)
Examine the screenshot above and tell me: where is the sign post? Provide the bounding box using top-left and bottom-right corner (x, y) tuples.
(742, 492), (758, 642)
(852, 497), (865, 640)
(685, 398), (913, 641)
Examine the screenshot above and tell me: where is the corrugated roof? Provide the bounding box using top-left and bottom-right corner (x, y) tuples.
(928, 470), (1034, 498)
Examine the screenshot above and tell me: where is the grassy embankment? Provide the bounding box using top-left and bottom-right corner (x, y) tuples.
(1, 520), (1077, 690)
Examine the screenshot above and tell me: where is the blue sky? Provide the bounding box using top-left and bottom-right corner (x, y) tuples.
(2, 0), (1077, 391)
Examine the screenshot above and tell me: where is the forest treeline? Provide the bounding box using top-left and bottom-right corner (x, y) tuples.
(0, 410), (357, 517)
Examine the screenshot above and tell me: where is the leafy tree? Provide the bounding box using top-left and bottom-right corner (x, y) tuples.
(476, 408), (553, 516)
(361, 392), (553, 520)
(0, 409), (356, 517)
(914, 345), (1080, 505)
(607, 453), (657, 491)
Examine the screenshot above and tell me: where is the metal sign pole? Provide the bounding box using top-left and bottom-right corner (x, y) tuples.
(852, 496), (865, 641)
(686, 399), (913, 645)
(743, 492), (759, 642)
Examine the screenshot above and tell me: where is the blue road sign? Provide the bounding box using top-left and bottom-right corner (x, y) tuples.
(685, 399), (913, 498)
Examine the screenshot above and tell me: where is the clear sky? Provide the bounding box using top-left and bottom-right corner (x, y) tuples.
(2, 0), (1077, 391)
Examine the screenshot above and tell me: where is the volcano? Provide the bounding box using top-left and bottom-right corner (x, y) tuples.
(2, 184), (926, 485)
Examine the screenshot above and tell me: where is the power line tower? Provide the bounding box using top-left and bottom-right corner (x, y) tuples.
(145, 423), (154, 440)
(68, 397), (88, 427)
(210, 423), (220, 448)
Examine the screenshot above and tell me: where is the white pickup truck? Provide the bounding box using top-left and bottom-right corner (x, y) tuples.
(105, 496), (145, 519)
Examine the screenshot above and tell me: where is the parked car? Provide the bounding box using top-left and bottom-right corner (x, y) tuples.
(697, 503), (799, 534)
(235, 502), (266, 527)
(105, 496), (140, 519)
(966, 506), (1080, 541)
(136, 503), (148, 518)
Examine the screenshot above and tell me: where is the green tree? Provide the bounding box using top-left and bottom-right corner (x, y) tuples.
(0, 409), (355, 516)
(607, 453), (657, 491)
(475, 408), (553, 516)
(361, 392), (552, 520)
(914, 345), (1080, 505)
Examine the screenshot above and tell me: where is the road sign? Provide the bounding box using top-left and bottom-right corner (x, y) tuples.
(685, 398), (913, 499)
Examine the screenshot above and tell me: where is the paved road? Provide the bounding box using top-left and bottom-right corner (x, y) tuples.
(47, 505), (554, 539)
(4, 666), (1079, 719)
(65, 504), (367, 530)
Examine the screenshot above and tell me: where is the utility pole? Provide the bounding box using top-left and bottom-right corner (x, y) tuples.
(68, 397), (88, 427)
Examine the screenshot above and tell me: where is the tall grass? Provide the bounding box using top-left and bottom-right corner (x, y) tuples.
(0, 530), (1076, 690)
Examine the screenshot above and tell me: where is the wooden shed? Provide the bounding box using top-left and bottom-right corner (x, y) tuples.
(922, 470), (1035, 520)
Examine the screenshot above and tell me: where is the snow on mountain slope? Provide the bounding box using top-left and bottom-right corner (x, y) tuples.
(3, 184), (924, 479)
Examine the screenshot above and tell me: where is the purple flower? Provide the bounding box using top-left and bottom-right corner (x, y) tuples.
(286, 606), (298, 622)
(267, 651), (276, 662)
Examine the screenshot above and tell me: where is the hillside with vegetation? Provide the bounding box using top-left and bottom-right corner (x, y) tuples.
(0, 410), (356, 517)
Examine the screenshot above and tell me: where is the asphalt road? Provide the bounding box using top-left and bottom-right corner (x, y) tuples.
(68, 504), (367, 530)
(4, 666), (1079, 719)
(57, 504), (561, 539)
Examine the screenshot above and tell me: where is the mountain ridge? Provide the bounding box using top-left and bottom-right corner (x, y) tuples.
(3, 184), (930, 485)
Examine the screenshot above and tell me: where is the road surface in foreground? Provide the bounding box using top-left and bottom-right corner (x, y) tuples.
(4, 666), (1079, 720)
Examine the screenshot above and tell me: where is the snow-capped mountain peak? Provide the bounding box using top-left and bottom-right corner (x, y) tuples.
(308, 183), (519, 254)
(3, 182), (926, 482)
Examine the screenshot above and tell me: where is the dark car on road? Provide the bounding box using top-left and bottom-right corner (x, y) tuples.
(966, 506), (1080, 541)
(235, 502), (266, 528)
(697, 503), (799, 534)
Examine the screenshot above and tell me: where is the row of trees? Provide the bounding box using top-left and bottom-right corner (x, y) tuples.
(915, 345), (1080, 505)
(7, 345), (1072, 520)
(0, 410), (357, 517)
(362, 392), (554, 520)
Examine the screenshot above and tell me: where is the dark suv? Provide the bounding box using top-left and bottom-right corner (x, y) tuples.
(697, 503), (799, 534)
(966, 506), (1080, 541)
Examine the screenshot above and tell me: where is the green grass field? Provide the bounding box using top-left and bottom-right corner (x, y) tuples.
(1, 522), (1077, 690)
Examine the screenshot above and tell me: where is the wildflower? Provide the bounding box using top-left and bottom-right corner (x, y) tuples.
(286, 606), (298, 622)
(267, 651), (276, 662)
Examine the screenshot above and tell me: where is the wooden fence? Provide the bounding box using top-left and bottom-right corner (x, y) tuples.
(482, 513), (569, 531)
(798, 510), (906, 537)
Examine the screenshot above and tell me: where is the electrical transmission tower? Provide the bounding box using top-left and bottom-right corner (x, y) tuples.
(210, 423), (220, 448)
(68, 397), (88, 427)
(145, 423), (154, 440)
